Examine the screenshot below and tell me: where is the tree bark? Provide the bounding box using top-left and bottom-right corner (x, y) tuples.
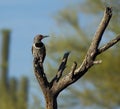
(45, 92), (57, 109)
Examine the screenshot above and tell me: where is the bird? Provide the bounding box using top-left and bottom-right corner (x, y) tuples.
(32, 34), (49, 66)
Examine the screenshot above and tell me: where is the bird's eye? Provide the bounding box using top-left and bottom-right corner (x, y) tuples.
(35, 43), (43, 47)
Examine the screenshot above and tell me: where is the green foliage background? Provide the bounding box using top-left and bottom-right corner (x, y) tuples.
(46, 0), (120, 108)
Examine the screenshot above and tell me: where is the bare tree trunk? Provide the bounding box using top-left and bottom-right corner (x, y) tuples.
(45, 93), (57, 109)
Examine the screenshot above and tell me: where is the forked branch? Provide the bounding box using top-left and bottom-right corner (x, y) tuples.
(33, 7), (120, 109)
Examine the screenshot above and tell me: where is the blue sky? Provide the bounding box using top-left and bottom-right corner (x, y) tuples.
(0, 0), (81, 107)
(0, 0), (102, 80)
(0, 0), (81, 79)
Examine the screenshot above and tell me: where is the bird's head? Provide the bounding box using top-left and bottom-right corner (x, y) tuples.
(34, 34), (49, 43)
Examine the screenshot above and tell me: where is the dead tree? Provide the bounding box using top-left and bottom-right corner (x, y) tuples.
(33, 7), (120, 109)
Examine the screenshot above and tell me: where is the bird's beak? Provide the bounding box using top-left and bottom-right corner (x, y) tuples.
(43, 35), (49, 39)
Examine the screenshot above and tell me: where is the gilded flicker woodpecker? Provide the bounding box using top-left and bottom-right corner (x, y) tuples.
(32, 34), (49, 64)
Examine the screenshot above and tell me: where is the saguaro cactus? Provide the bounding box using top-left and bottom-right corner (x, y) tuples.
(1, 29), (10, 89)
(0, 29), (28, 109)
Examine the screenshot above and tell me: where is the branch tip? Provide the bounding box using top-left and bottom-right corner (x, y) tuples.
(93, 60), (102, 64)
(64, 51), (71, 57)
(71, 61), (77, 78)
(98, 34), (120, 54)
(105, 7), (112, 16)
